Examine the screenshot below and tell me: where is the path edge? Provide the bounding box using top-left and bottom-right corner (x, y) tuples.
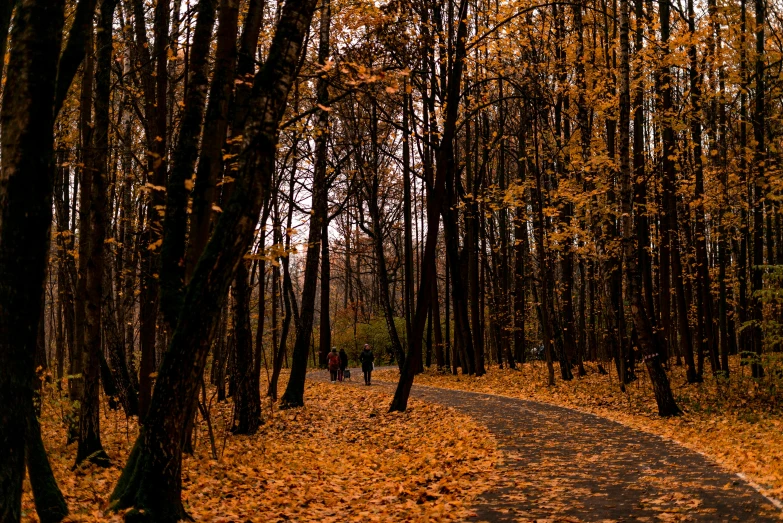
(389, 379), (783, 515)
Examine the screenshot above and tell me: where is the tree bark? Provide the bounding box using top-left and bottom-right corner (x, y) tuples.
(0, 0), (67, 518)
(279, 152), (329, 407)
(390, 0), (469, 411)
(186, 0), (242, 280)
(751, 0), (766, 377)
(135, 0), (170, 420)
(688, 0), (719, 376)
(76, 0), (119, 468)
(231, 260), (260, 433)
(108, 0), (319, 515)
(619, 0), (680, 416)
(315, 0), (332, 369)
(160, 0), (219, 329)
(660, 0), (697, 382)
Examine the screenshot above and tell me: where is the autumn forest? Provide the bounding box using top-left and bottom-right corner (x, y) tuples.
(2, 0), (783, 519)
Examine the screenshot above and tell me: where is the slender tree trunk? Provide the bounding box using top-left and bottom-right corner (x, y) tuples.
(688, 0), (719, 375)
(71, 27), (96, 410)
(751, 0), (766, 377)
(497, 80), (514, 369)
(514, 128), (528, 365)
(186, 0), (243, 279)
(269, 176), (297, 400)
(661, 0), (697, 382)
(619, 0), (680, 415)
(231, 260), (260, 434)
(531, 121), (556, 386)
(736, 0), (750, 358)
(76, 0), (119, 467)
(450, 102), (476, 376)
(178, 0), (243, 450)
(160, 0), (219, 329)
(253, 201), (270, 404)
(279, 96), (330, 409)
(319, 217), (331, 367)
(432, 272), (445, 369)
(633, 0), (656, 332)
(315, 0), (332, 369)
(403, 91), (415, 352)
(135, 0), (170, 420)
(391, 0), (468, 411)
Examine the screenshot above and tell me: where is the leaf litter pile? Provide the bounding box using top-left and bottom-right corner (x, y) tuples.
(376, 356), (783, 504)
(23, 379), (500, 522)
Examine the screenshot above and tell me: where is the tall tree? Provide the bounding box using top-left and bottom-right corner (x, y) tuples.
(108, 0), (322, 516)
(619, 0), (680, 416)
(75, 0), (120, 468)
(390, 0), (469, 411)
(0, 0), (72, 519)
(316, 0), (333, 369)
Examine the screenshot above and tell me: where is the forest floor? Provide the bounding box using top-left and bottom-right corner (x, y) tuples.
(407, 383), (781, 522)
(374, 356), (783, 517)
(22, 377), (500, 522)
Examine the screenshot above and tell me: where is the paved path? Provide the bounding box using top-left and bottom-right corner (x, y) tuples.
(309, 369), (782, 522)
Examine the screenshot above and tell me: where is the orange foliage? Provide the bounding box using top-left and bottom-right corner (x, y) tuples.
(23, 379), (499, 522)
(376, 358), (783, 503)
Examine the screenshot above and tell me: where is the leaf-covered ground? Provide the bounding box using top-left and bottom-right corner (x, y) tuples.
(22, 379), (500, 522)
(375, 357), (783, 505)
(407, 384), (782, 522)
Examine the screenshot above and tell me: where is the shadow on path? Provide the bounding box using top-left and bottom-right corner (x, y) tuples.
(308, 368), (781, 522)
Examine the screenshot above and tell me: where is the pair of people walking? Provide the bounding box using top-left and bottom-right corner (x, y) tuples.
(326, 344), (374, 385)
(327, 347), (349, 382)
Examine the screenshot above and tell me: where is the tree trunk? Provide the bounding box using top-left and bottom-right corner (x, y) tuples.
(532, 136), (556, 385)
(403, 91), (415, 353)
(279, 92), (330, 408)
(751, 0), (766, 377)
(660, 0), (698, 382)
(186, 0), (242, 280)
(76, 0), (119, 467)
(0, 0), (68, 518)
(391, 0), (468, 411)
(108, 0), (319, 515)
(71, 27), (95, 410)
(514, 124), (528, 364)
(135, 0), (170, 420)
(315, 0), (332, 369)
(319, 217), (331, 366)
(619, 0), (680, 416)
(160, 0), (219, 329)
(432, 272), (445, 369)
(255, 202), (270, 387)
(269, 179), (297, 401)
(231, 260), (260, 434)
(688, 0), (719, 375)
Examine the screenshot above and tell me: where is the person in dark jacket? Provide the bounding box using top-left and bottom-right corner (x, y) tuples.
(359, 344), (374, 385)
(338, 348), (349, 382)
(327, 347), (340, 382)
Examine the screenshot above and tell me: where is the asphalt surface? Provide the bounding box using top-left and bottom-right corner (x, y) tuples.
(309, 368), (782, 522)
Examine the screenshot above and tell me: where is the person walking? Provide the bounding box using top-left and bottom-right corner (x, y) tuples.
(338, 348), (348, 382)
(359, 344), (374, 385)
(327, 347), (340, 382)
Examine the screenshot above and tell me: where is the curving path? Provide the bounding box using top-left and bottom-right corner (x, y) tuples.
(309, 369), (782, 522)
